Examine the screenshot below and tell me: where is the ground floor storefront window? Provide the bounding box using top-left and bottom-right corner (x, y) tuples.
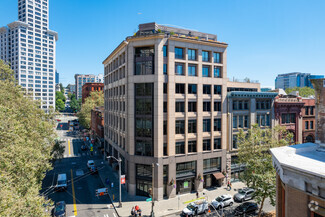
(136, 179), (152, 197)
(231, 156), (245, 182)
(176, 177), (195, 194)
(136, 164), (152, 197)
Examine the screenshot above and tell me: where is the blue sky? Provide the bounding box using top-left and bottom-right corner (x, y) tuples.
(1, 0), (325, 87)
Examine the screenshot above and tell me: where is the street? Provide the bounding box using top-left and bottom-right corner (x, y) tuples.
(41, 114), (118, 217)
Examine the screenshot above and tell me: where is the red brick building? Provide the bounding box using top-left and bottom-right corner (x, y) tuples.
(274, 94), (305, 144)
(82, 82), (104, 103)
(91, 106), (104, 146)
(302, 98), (316, 143)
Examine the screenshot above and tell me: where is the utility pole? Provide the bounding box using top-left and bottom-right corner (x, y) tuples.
(107, 156), (122, 207)
(151, 163), (159, 217)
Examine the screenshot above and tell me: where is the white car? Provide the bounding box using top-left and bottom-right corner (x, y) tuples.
(211, 194), (234, 209)
(87, 160), (95, 169)
(182, 199), (209, 216)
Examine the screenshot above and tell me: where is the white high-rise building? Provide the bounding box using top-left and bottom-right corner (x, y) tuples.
(0, 0), (58, 112)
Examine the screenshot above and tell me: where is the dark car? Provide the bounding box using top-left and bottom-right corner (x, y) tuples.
(234, 202), (258, 216)
(90, 166), (98, 174)
(53, 201), (66, 217)
(81, 144), (87, 151)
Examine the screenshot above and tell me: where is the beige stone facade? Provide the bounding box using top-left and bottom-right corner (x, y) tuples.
(103, 23), (229, 200)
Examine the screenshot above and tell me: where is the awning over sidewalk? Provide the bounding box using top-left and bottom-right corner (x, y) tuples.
(213, 172), (225, 180)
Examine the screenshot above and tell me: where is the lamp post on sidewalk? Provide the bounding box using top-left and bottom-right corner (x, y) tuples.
(151, 163), (159, 217)
(107, 156), (122, 208)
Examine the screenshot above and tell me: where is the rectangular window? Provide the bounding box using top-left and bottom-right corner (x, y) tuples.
(214, 101), (221, 111)
(233, 116), (237, 128)
(175, 120), (185, 134)
(203, 139), (211, 151)
(188, 84), (197, 94)
(163, 83), (167, 94)
(188, 49), (196, 60)
(203, 101), (211, 112)
(163, 120), (167, 135)
(202, 66), (210, 77)
(188, 102), (197, 112)
(310, 120), (314, 129)
(188, 120), (197, 133)
(188, 140), (197, 153)
(175, 63), (184, 75)
(163, 143), (167, 156)
(305, 121), (309, 130)
(163, 45), (167, 57)
(266, 114), (270, 126)
(175, 47), (184, 59)
(163, 101), (167, 113)
(175, 83), (185, 94)
(238, 116), (243, 128)
(203, 119), (211, 132)
(163, 63), (167, 74)
(233, 135), (238, 149)
(244, 115), (249, 128)
(281, 113), (296, 124)
(214, 138), (221, 149)
(203, 84), (211, 94)
(214, 52), (221, 63)
(310, 107), (314, 115)
(214, 66), (221, 78)
(175, 101), (185, 112)
(204, 158), (221, 171)
(305, 107), (309, 115)
(175, 142), (185, 154)
(202, 51), (209, 62)
(214, 118), (221, 131)
(188, 64), (197, 76)
(214, 85), (222, 95)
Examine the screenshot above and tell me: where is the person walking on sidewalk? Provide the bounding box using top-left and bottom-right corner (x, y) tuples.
(227, 180), (232, 191)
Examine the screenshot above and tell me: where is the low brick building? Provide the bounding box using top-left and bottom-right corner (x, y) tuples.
(91, 106), (104, 147)
(302, 98), (316, 143)
(82, 82), (104, 103)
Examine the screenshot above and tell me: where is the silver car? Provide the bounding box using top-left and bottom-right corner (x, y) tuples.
(233, 188), (255, 202)
(211, 194), (234, 209)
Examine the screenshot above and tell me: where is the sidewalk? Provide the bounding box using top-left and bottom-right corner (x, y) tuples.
(95, 157), (246, 217)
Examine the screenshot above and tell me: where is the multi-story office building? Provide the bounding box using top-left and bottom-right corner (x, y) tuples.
(66, 83), (75, 94)
(275, 72), (324, 90)
(0, 0), (58, 111)
(74, 74), (103, 99)
(103, 22), (229, 200)
(227, 90), (278, 182)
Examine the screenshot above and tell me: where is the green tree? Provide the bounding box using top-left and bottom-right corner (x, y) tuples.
(77, 91), (104, 129)
(56, 91), (66, 103)
(51, 140), (65, 162)
(56, 99), (65, 111)
(285, 86), (314, 97)
(70, 97), (81, 113)
(237, 125), (293, 217)
(0, 60), (55, 216)
(59, 83), (64, 93)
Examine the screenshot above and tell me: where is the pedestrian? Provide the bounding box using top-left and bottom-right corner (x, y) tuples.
(105, 177), (110, 185)
(131, 206), (135, 216)
(227, 180), (232, 191)
(111, 182), (114, 189)
(196, 191), (199, 199)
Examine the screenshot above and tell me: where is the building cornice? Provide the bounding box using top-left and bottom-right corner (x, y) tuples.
(227, 91), (278, 98)
(102, 40), (128, 65)
(47, 29), (58, 41)
(169, 36), (228, 48)
(7, 21), (29, 29)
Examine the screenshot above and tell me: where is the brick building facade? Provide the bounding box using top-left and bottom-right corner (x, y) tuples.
(302, 98), (316, 143)
(91, 106), (104, 143)
(82, 82), (104, 103)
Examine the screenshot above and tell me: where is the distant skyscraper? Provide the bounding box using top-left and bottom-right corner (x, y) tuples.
(74, 74), (103, 99)
(0, 0), (58, 112)
(55, 70), (59, 84)
(275, 72), (324, 90)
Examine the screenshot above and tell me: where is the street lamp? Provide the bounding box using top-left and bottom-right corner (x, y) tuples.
(151, 163), (159, 217)
(107, 156), (122, 208)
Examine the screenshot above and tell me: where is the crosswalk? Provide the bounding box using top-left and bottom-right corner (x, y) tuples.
(64, 151), (98, 158)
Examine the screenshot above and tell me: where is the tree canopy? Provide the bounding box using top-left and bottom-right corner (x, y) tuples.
(236, 125), (293, 217)
(285, 86), (314, 97)
(55, 99), (65, 111)
(0, 60), (55, 216)
(77, 91), (104, 129)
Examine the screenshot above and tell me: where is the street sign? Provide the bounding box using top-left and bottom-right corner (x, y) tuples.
(121, 175), (125, 184)
(146, 198), (152, 202)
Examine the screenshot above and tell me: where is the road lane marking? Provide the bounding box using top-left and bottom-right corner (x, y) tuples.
(70, 169), (78, 216)
(113, 213), (117, 217)
(68, 139), (71, 156)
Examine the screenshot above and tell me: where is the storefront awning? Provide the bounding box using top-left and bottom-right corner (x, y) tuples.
(213, 172), (225, 180)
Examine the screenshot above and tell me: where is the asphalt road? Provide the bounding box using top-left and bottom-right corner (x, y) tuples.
(41, 114), (118, 217)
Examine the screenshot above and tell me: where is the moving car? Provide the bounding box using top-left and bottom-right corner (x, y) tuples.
(55, 174), (67, 191)
(90, 165), (98, 174)
(87, 160), (95, 169)
(53, 201), (66, 217)
(211, 194), (234, 209)
(234, 202), (258, 216)
(234, 187), (255, 202)
(182, 199), (209, 216)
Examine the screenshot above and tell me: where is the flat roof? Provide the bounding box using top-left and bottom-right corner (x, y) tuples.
(271, 143), (325, 178)
(227, 91), (278, 98)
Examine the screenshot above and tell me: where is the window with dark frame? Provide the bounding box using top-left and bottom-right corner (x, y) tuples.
(202, 65), (210, 77)
(188, 49), (196, 61)
(214, 101), (221, 111)
(214, 138), (221, 149)
(175, 120), (185, 134)
(175, 101), (185, 112)
(213, 52), (221, 63)
(203, 101), (211, 112)
(175, 47), (184, 59)
(214, 85), (222, 95)
(188, 84), (197, 94)
(214, 66), (221, 78)
(188, 64), (197, 76)
(203, 84), (211, 94)
(203, 139), (211, 151)
(188, 119), (197, 133)
(175, 141), (185, 154)
(188, 140), (197, 153)
(175, 63), (185, 75)
(202, 51), (209, 62)
(203, 119), (211, 132)
(214, 118), (221, 131)
(175, 83), (185, 94)
(188, 102), (197, 112)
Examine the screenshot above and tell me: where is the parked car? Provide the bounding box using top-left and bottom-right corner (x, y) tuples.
(90, 165), (98, 174)
(234, 188), (255, 202)
(234, 202), (258, 216)
(211, 194), (234, 209)
(87, 160), (95, 169)
(52, 201), (66, 217)
(81, 144), (87, 151)
(182, 199), (209, 216)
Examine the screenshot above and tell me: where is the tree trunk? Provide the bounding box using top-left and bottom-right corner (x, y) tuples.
(258, 195), (266, 217)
